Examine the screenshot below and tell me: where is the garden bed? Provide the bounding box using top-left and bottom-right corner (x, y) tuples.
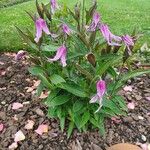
(0, 53), (150, 149)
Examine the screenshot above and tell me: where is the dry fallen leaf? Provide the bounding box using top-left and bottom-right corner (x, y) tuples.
(35, 124), (48, 135)
(8, 142), (18, 150)
(14, 130), (25, 142)
(33, 80), (41, 87)
(127, 102), (135, 110)
(39, 92), (49, 99)
(0, 61), (4, 65)
(24, 120), (35, 130)
(111, 117), (122, 124)
(12, 103), (23, 110)
(0, 123), (4, 132)
(123, 85), (133, 92)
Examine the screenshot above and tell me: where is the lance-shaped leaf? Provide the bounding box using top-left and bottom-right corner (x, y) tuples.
(16, 27), (38, 51)
(42, 3), (52, 21)
(36, 0), (44, 18)
(96, 55), (122, 76)
(25, 10), (36, 22)
(58, 82), (87, 98)
(75, 64), (93, 80)
(115, 69), (150, 90)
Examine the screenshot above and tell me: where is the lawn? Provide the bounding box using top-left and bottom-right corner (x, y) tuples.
(0, 0), (150, 51)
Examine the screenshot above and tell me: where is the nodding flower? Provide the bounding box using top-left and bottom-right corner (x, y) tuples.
(88, 12), (101, 31)
(122, 35), (134, 51)
(48, 45), (67, 67)
(62, 24), (72, 36)
(50, 0), (59, 14)
(99, 24), (122, 46)
(34, 18), (51, 43)
(90, 80), (106, 113)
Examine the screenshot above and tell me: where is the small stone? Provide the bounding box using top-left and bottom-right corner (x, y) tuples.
(141, 135), (147, 142)
(138, 116), (144, 120)
(35, 108), (45, 117)
(1, 101), (6, 105)
(123, 117), (133, 122)
(0, 112), (6, 120)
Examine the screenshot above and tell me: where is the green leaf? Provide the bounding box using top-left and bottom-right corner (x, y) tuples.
(116, 69), (150, 89)
(75, 64), (93, 80)
(79, 111), (90, 128)
(103, 99), (126, 116)
(60, 117), (65, 132)
(96, 55), (122, 76)
(47, 107), (57, 118)
(38, 73), (53, 89)
(107, 67), (118, 78)
(36, 82), (44, 97)
(67, 121), (74, 138)
(41, 44), (59, 52)
(73, 100), (84, 112)
(16, 27), (38, 51)
(56, 107), (66, 132)
(50, 74), (66, 85)
(113, 95), (127, 111)
(59, 83), (87, 98)
(47, 94), (70, 107)
(45, 90), (60, 106)
(99, 116), (105, 136)
(28, 66), (44, 76)
(90, 117), (99, 128)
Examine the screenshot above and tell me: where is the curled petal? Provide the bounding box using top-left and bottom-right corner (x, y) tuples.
(34, 19), (42, 43)
(100, 24), (121, 46)
(49, 45), (66, 62)
(90, 94), (99, 103)
(41, 20), (51, 35)
(60, 50), (67, 67)
(62, 24), (71, 35)
(122, 35), (134, 47)
(88, 12), (101, 31)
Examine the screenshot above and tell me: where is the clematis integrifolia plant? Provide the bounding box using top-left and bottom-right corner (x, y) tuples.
(17, 0), (150, 138)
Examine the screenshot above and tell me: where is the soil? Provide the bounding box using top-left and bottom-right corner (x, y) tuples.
(0, 53), (150, 150)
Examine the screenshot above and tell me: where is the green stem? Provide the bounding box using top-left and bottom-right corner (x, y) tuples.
(82, 0), (85, 30)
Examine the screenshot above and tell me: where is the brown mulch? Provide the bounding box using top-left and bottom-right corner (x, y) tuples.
(0, 53), (150, 150)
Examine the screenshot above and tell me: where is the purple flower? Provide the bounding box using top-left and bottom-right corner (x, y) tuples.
(34, 18), (51, 43)
(99, 24), (122, 46)
(90, 80), (106, 113)
(50, 0), (59, 14)
(15, 50), (26, 61)
(122, 35), (134, 50)
(48, 45), (67, 67)
(62, 24), (71, 35)
(88, 12), (101, 31)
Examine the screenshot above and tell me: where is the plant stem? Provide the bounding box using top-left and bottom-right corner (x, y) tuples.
(82, 0), (85, 30)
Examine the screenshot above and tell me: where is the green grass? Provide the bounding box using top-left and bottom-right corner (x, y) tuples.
(0, 0), (150, 51)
